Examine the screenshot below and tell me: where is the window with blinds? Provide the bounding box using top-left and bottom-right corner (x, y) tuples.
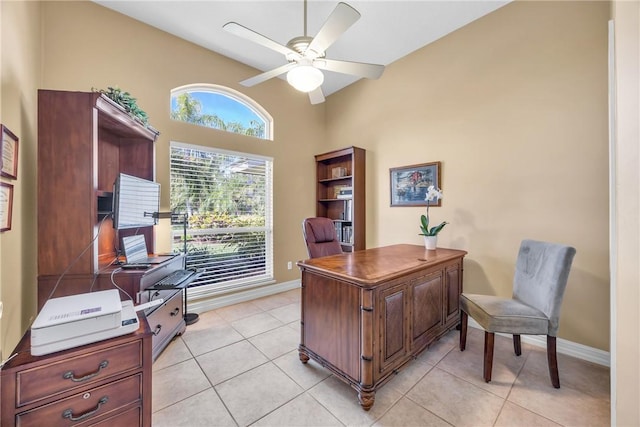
(170, 142), (273, 295)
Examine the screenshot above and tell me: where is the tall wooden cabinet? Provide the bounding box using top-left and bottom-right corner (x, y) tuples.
(37, 89), (159, 306)
(315, 146), (365, 252)
(24, 89), (161, 426)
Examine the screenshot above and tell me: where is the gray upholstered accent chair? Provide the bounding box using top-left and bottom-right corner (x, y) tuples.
(459, 239), (576, 388)
(302, 217), (343, 259)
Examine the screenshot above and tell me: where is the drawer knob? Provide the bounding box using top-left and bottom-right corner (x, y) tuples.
(153, 324), (162, 336)
(62, 360), (109, 382)
(62, 396), (108, 422)
(170, 308), (180, 316)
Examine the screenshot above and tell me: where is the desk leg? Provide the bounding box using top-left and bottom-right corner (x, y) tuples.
(298, 347), (310, 364)
(358, 390), (375, 411)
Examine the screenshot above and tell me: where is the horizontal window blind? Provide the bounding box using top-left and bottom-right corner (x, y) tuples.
(170, 142), (273, 295)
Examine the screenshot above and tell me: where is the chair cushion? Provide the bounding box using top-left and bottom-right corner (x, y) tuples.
(460, 293), (551, 335)
(306, 219), (337, 243)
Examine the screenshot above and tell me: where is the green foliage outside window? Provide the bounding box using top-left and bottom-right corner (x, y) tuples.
(171, 93), (265, 138)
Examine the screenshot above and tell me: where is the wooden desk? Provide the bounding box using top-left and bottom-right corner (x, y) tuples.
(297, 244), (466, 410)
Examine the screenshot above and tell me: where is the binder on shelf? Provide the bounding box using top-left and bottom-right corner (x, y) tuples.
(344, 200), (353, 221)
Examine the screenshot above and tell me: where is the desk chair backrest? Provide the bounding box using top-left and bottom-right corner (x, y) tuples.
(512, 239), (576, 336)
(302, 217), (343, 259)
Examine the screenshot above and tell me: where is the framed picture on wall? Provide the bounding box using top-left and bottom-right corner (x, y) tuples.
(0, 182), (14, 232)
(1, 124), (19, 179)
(390, 161), (441, 207)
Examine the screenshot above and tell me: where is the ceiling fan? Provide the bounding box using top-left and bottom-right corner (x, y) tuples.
(223, 1), (385, 105)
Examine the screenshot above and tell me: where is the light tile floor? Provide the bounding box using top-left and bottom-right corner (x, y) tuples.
(151, 289), (610, 427)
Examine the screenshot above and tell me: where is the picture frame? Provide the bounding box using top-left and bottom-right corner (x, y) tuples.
(390, 161), (441, 207)
(1, 124), (19, 179)
(0, 182), (14, 232)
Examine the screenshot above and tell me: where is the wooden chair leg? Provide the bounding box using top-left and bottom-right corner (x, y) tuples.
(513, 334), (522, 356)
(484, 331), (494, 383)
(547, 335), (560, 388)
(460, 311), (468, 351)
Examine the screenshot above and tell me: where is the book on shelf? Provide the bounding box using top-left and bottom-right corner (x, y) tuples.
(333, 185), (353, 198)
(342, 225), (353, 244)
(334, 222), (343, 242)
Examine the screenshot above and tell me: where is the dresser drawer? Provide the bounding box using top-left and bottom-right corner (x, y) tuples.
(16, 341), (143, 407)
(90, 404), (141, 426)
(16, 374), (142, 427)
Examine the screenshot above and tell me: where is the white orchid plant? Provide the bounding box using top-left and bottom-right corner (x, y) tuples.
(419, 185), (448, 236)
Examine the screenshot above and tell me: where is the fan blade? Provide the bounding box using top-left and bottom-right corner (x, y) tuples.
(306, 3), (360, 58)
(308, 87), (325, 105)
(240, 62), (297, 87)
(314, 59), (384, 80)
(223, 22), (301, 60)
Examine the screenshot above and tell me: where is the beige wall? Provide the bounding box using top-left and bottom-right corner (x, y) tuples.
(4, 0), (640, 422)
(326, 1), (611, 351)
(0, 1), (41, 356)
(612, 1), (640, 424)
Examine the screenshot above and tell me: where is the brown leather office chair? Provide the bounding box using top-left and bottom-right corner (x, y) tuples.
(302, 217), (343, 259)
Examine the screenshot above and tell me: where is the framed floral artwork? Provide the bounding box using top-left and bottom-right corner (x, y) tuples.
(390, 161), (441, 207)
(1, 124), (19, 179)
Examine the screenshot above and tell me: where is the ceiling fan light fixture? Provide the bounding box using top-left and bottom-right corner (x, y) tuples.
(286, 65), (324, 93)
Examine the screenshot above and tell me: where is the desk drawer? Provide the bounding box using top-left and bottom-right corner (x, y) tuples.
(146, 290), (183, 349)
(16, 374), (142, 427)
(16, 341), (142, 407)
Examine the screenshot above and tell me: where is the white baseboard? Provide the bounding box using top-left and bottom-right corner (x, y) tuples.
(467, 318), (610, 367)
(187, 279), (301, 313)
(186, 283), (610, 368)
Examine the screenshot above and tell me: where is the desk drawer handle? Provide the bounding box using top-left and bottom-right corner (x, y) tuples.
(63, 361), (108, 382)
(170, 308), (180, 316)
(62, 396), (108, 422)
(153, 324), (162, 336)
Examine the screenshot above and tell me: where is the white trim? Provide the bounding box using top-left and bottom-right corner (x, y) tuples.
(187, 279), (300, 313)
(185, 280), (610, 367)
(607, 19), (617, 427)
(467, 318), (611, 367)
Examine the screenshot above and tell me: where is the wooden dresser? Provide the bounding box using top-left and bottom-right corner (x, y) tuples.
(0, 315), (152, 427)
(297, 244), (466, 410)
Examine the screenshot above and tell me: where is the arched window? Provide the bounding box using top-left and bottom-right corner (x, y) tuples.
(170, 84), (273, 140)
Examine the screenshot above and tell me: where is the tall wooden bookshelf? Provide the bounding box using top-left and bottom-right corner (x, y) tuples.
(315, 146), (365, 252)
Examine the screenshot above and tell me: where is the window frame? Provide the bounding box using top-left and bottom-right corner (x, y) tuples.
(170, 84), (274, 140)
(169, 141), (274, 297)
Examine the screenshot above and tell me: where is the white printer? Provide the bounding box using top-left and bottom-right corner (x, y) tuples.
(31, 289), (139, 356)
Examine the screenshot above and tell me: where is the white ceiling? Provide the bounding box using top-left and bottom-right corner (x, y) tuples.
(93, 1), (510, 97)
